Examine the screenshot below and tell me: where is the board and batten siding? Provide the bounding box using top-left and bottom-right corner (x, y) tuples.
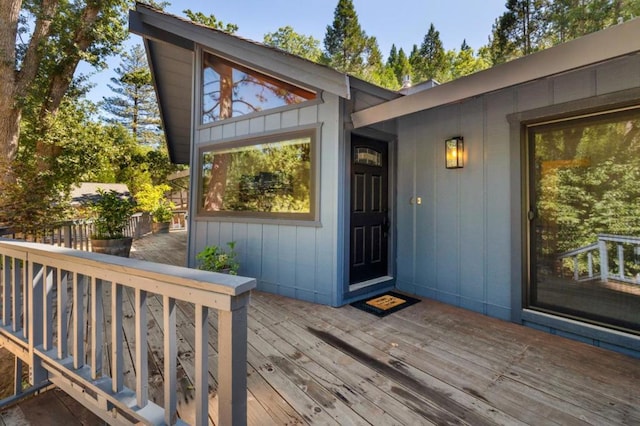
(189, 93), (342, 306)
(396, 53), (640, 323)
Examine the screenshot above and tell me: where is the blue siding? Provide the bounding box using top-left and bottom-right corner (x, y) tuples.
(190, 93), (342, 306)
(396, 54), (640, 357)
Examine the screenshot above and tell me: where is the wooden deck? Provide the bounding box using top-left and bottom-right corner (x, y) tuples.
(2, 230), (640, 425)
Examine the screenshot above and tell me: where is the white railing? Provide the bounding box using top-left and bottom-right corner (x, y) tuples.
(558, 234), (640, 284)
(0, 239), (255, 425)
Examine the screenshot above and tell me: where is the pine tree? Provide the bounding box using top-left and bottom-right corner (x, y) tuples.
(323, 0), (369, 74)
(418, 23), (447, 82)
(387, 45), (412, 86)
(102, 44), (161, 146)
(408, 44), (422, 83)
(488, 0), (549, 64)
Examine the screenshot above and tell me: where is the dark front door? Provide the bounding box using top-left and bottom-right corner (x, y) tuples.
(350, 136), (388, 284)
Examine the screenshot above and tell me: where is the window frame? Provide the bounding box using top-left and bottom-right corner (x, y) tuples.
(198, 49), (318, 126)
(196, 127), (320, 223)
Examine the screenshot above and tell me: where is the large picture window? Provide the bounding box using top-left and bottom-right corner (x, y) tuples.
(201, 52), (316, 124)
(528, 107), (640, 334)
(200, 130), (315, 220)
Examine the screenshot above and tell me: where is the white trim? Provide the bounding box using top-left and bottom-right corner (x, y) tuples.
(349, 276), (394, 292)
(352, 18), (640, 128)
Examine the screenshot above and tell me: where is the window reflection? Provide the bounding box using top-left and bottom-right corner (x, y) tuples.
(529, 108), (640, 333)
(201, 133), (313, 217)
(202, 52), (316, 123)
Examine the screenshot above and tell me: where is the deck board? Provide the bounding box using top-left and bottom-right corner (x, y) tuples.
(2, 230), (639, 425)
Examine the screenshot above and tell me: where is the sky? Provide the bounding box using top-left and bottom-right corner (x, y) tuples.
(83, 0), (508, 103)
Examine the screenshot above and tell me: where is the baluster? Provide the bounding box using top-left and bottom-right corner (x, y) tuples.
(195, 304), (209, 426)
(2, 254), (9, 327)
(111, 283), (123, 393)
(90, 277), (103, 379)
(599, 239), (608, 282)
(573, 257), (579, 281)
(11, 258), (21, 334)
(57, 269), (69, 359)
(587, 252), (593, 278)
(135, 288), (148, 407)
(21, 260), (28, 338)
(73, 273), (86, 369)
(617, 244), (625, 280)
(164, 295), (177, 425)
(43, 266), (55, 351)
(28, 262), (46, 384)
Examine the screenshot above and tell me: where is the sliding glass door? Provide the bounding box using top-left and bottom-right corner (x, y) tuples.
(528, 107), (640, 333)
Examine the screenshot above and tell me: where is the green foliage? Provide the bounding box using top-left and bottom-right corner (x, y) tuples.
(264, 26), (323, 62)
(135, 183), (175, 222)
(183, 9), (238, 33)
(387, 45), (412, 87)
(323, 0), (370, 74)
(196, 242), (240, 275)
(414, 23), (447, 82)
(89, 189), (135, 240)
(488, 0), (550, 64)
(102, 44), (162, 146)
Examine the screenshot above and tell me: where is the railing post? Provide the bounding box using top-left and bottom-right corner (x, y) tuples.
(599, 238), (608, 282)
(217, 293), (250, 426)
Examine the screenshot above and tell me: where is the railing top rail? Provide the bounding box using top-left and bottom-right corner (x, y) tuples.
(0, 239), (256, 299)
(598, 233), (640, 244)
(558, 242), (599, 258)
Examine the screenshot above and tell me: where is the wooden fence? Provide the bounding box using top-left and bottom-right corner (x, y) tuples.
(0, 213), (153, 251)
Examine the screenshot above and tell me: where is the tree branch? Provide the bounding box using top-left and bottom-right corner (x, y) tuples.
(15, 0), (59, 98)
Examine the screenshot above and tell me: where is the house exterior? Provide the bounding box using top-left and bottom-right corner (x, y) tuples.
(130, 3), (640, 357)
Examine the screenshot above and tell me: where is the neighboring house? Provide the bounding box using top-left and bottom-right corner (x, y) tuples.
(130, 3), (640, 357)
(69, 182), (131, 207)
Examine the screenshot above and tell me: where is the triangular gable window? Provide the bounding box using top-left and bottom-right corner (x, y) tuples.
(201, 52), (316, 124)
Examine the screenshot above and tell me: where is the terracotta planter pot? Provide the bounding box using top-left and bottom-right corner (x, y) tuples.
(91, 237), (133, 257)
(152, 222), (171, 234)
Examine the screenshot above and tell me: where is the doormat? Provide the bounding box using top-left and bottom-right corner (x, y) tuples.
(350, 291), (420, 317)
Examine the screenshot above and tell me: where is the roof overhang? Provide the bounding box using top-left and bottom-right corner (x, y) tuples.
(351, 18), (640, 128)
(129, 3), (352, 164)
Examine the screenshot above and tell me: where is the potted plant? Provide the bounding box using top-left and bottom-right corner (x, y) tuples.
(196, 241), (240, 275)
(135, 183), (175, 234)
(89, 188), (135, 257)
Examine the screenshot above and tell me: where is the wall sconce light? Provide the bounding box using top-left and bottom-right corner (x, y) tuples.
(445, 137), (464, 169)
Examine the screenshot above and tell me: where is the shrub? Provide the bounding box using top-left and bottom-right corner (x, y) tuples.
(196, 241), (239, 275)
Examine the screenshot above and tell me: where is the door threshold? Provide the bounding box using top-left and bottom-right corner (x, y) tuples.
(349, 276), (393, 292)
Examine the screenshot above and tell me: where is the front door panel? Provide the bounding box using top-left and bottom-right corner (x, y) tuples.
(350, 136), (388, 284)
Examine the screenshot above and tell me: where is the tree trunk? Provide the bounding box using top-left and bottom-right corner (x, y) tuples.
(204, 62), (234, 211)
(0, 0), (21, 163)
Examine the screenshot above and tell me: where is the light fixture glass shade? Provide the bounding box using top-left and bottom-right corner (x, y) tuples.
(445, 137), (464, 169)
